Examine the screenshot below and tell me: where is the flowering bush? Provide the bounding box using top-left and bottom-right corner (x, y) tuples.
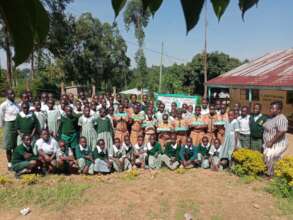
(20, 174), (40, 185)
(274, 156), (293, 188)
(232, 148), (266, 176)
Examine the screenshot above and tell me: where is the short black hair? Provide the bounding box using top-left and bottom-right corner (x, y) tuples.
(271, 100), (283, 110)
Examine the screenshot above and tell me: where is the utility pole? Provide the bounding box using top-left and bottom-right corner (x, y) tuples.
(159, 42), (164, 93)
(203, 0), (208, 98)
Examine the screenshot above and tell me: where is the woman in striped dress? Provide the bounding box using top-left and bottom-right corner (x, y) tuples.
(263, 101), (288, 176)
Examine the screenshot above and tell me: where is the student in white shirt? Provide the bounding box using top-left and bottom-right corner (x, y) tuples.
(35, 129), (59, 173)
(200, 98), (209, 116)
(0, 89), (20, 170)
(237, 106), (251, 148)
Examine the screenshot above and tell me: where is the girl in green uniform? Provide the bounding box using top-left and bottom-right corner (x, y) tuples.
(16, 103), (38, 145)
(78, 106), (98, 149)
(96, 108), (114, 154)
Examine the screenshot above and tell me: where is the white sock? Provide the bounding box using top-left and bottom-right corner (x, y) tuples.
(8, 162), (12, 168)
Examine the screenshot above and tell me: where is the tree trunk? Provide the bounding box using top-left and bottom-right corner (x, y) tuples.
(31, 50), (35, 80)
(4, 27), (12, 88)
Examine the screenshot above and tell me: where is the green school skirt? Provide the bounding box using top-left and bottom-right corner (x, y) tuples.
(12, 161), (30, 172)
(3, 121), (18, 150)
(61, 133), (78, 150)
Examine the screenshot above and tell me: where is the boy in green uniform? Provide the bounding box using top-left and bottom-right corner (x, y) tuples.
(146, 135), (162, 169)
(59, 106), (79, 151)
(12, 134), (40, 177)
(179, 137), (200, 168)
(160, 133), (180, 170)
(75, 136), (94, 175)
(249, 103), (267, 152)
(197, 136), (211, 169)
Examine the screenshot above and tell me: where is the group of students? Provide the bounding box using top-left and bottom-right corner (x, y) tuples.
(0, 89), (288, 177)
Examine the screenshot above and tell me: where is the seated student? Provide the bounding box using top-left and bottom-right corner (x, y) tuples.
(35, 129), (59, 174)
(208, 138), (226, 171)
(160, 133), (180, 170)
(145, 135), (162, 169)
(110, 138), (132, 172)
(197, 136), (211, 169)
(12, 134), (40, 176)
(93, 139), (112, 174)
(122, 135), (134, 164)
(75, 136), (94, 175)
(179, 137), (200, 168)
(133, 135), (147, 168)
(56, 140), (77, 174)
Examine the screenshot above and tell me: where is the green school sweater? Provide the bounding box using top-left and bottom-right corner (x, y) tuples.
(147, 143), (162, 156)
(60, 115), (79, 135)
(179, 145), (198, 161)
(164, 143), (180, 160)
(12, 144), (38, 165)
(197, 144), (210, 157)
(249, 114), (267, 139)
(92, 147), (109, 160)
(16, 113), (38, 134)
(75, 145), (92, 160)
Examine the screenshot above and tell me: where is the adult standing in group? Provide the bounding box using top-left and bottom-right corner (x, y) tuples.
(0, 89), (20, 170)
(249, 103), (267, 152)
(263, 101), (288, 176)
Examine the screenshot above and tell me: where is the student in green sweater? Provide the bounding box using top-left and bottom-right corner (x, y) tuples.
(160, 133), (180, 170)
(179, 137), (199, 168)
(59, 106), (79, 151)
(93, 139), (112, 174)
(16, 102), (38, 145)
(12, 134), (40, 176)
(75, 136), (94, 175)
(197, 136), (211, 169)
(146, 135), (162, 169)
(249, 103), (267, 152)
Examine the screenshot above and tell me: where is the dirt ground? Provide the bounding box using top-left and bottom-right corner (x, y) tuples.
(0, 134), (293, 220)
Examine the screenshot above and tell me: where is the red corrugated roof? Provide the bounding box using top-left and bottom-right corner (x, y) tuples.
(206, 49), (293, 89)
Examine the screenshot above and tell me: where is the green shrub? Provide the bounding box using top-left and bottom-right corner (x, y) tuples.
(232, 148), (266, 176)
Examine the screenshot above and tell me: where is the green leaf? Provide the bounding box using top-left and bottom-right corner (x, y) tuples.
(239, 0), (259, 19)
(112, 0), (127, 18)
(211, 0), (230, 21)
(142, 0), (163, 16)
(180, 0), (205, 34)
(0, 0), (49, 66)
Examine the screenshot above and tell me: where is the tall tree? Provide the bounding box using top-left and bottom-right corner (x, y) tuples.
(123, 0), (151, 88)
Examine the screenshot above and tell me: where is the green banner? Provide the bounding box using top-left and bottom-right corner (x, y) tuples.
(154, 93), (201, 111)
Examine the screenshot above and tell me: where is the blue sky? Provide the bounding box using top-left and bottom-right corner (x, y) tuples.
(1, 0), (292, 69)
(65, 0), (293, 67)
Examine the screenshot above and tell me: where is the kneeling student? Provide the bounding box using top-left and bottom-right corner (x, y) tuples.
(208, 138), (225, 171)
(146, 135), (162, 169)
(75, 136), (94, 175)
(35, 129), (58, 174)
(133, 135), (147, 168)
(93, 139), (112, 174)
(111, 138), (132, 172)
(197, 136), (211, 169)
(179, 137), (199, 168)
(56, 140), (77, 174)
(12, 134), (40, 177)
(160, 133), (180, 170)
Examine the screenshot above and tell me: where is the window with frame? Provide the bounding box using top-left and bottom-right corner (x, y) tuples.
(245, 89), (259, 101)
(287, 91), (293, 104)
